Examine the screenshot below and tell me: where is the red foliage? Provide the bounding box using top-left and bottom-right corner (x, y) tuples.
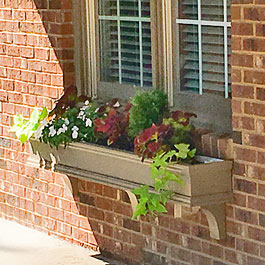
(94, 103), (132, 145)
(134, 123), (173, 162)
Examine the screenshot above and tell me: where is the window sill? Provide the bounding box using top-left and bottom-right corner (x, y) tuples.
(28, 138), (233, 240)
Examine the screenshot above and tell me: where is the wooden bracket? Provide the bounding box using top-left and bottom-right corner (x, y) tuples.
(26, 143), (41, 168)
(125, 190), (140, 220)
(201, 203), (226, 240)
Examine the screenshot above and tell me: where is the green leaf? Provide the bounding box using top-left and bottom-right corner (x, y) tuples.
(132, 204), (147, 219)
(132, 185), (149, 197)
(150, 166), (159, 179)
(164, 171), (179, 182)
(39, 107), (48, 120)
(155, 203), (167, 213)
(188, 148), (196, 158)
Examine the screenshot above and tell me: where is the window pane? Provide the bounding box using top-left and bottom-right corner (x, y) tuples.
(142, 0), (151, 17)
(142, 22), (152, 86)
(202, 26), (224, 92)
(120, 0), (138, 17)
(179, 25), (199, 92)
(120, 21), (141, 85)
(227, 0), (231, 22)
(228, 27), (231, 91)
(99, 0), (152, 87)
(99, 20), (119, 83)
(178, 0), (198, 20)
(201, 0), (224, 21)
(99, 0), (117, 16)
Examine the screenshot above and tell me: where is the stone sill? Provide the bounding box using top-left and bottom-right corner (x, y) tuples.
(28, 139), (233, 240)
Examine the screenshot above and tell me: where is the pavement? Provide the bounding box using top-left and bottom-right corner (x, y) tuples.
(0, 218), (124, 265)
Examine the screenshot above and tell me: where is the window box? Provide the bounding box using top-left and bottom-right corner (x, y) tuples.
(28, 138), (232, 240)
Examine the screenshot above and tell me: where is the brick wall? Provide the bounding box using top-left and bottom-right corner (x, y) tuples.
(1, 0), (265, 264)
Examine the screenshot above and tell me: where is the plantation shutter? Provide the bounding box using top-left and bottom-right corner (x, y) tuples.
(99, 0), (152, 87)
(177, 0), (231, 96)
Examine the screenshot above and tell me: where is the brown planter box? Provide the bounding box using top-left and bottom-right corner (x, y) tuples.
(29, 138), (233, 240)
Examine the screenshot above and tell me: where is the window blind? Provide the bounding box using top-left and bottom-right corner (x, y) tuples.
(177, 0), (231, 97)
(99, 0), (152, 87)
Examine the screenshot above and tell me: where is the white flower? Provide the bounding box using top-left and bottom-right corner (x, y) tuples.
(41, 119), (48, 127)
(65, 119), (70, 125)
(72, 126), (79, 131)
(80, 105), (88, 111)
(62, 124), (67, 132)
(49, 126), (56, 137)
(72, 130), (78, 139)
(78, 110), (86, 120)
(86, 118), (92, 127)
(113, 101), (120, 108)
(85, 100), (89, 105)
(57, 128), (63, 135)
(95, 108), (99, 113)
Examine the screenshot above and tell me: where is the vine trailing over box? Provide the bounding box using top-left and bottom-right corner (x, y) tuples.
(132, 143), (196, 219)
(11, 86), (197, 218)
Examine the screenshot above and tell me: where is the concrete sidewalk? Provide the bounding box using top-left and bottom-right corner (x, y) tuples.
(0, 218), (122, 265)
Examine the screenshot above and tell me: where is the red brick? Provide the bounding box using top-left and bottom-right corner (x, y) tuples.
(234, 192), (247, 207)
(257, 152), (265, 164)
(244, 102), (265, 117)
(234, 177), (257, 194)
(35, 203), (48, 216)
(234, 146), (256, 162)
(244, 133), (265, 149)
(232, 22), (253, 36)
(232, 116), (254, 130)
(232, 85), (254, 98)
(244, 7), (265, 21)
(243, 38), (265, 52)
(231, 99), (242, 113)
(224, 249), (246, 264)
(72, 227), (88, 242)
(231, 6), (241, 20)
(256, 87), (265, 101)
(48, 207), (63, 221)
(64, 212), (80, 226)
(48, 184), (64, 197)
(236, 238), (259, 255)
(248, 226), (265, 242)
(256, 24), (265, 37)
(235, 207), (258, 224)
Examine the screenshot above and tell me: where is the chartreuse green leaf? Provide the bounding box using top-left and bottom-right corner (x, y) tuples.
(10, 107), (48, 144)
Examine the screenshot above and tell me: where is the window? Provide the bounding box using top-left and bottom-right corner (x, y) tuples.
(176, 0), (231, 97)
(72, 0), (232, 132)
(98, 0), (152, 87)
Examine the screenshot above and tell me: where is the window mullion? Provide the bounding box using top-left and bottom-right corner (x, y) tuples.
(198, 0), (203, 95)
(224, 0), (229, 98)
(139, 0), (144, 87)
(161, 0), (174, 106)
(117, 0), (122, 84)
(89, 0), (98, 98)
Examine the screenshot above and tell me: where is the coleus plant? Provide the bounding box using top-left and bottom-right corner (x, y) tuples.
(134, 110), (197, 162)
(94, 100), (132, 146)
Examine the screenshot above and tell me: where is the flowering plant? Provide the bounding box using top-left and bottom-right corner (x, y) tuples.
(12, 87), (198, 218)
(41, 100), (100, 148)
